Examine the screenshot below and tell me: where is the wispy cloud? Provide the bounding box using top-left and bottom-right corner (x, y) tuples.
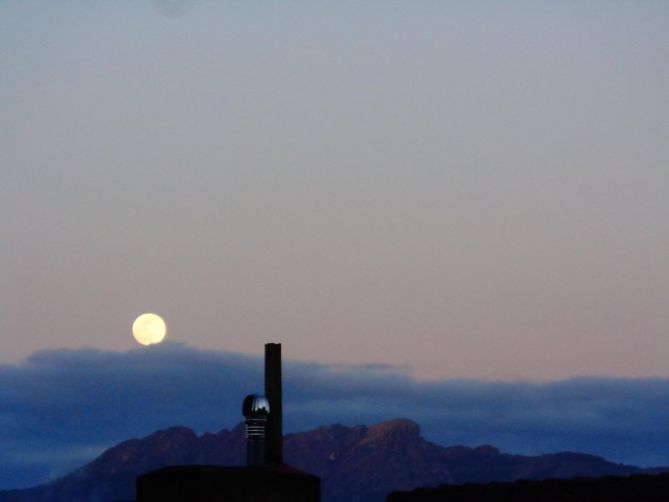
(2, 345), (669, 490)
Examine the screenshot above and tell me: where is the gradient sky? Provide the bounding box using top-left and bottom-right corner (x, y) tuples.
(2, 1), (668, 380)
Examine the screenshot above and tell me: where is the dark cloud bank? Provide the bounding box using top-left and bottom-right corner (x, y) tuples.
(1, 344), (668, 490)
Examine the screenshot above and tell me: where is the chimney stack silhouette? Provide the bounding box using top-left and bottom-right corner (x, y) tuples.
(264, 343), (283, 464)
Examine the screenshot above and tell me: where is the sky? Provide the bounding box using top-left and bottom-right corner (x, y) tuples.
(1, 1), (668, 380)
(1, 0), (668, 492)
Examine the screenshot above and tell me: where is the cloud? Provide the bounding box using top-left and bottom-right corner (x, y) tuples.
(1, 345), (669, 490)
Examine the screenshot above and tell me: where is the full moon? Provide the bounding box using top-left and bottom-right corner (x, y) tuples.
(132, 313), (167, 346)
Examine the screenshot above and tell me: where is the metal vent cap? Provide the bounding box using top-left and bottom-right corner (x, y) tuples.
(242, 394), (270, 418)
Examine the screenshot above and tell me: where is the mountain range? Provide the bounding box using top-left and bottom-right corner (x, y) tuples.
(0, 418), (660, 502)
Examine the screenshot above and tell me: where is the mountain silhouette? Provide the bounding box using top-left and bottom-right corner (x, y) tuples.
(0, 419), (657, 502)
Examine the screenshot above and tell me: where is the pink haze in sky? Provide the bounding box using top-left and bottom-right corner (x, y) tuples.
(1, 1), (667, 380)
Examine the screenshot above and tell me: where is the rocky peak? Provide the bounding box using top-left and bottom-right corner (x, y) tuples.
(364, 419), (420, 443)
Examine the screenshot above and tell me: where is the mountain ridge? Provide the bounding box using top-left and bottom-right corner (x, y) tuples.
(0, 418), (660, 502)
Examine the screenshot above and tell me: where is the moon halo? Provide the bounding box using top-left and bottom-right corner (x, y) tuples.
(132, 313), (167, 346)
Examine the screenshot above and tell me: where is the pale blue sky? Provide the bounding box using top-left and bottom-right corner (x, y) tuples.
(2, 1), (668, 379)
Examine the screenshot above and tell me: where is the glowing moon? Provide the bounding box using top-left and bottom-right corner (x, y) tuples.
(132, 313), (167, 346)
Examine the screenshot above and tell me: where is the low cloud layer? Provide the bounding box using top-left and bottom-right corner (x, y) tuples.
(1, 345), (668, 490)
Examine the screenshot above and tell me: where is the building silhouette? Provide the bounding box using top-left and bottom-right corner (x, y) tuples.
(136, 343), (320, 502)
(387, 472), (669, 501)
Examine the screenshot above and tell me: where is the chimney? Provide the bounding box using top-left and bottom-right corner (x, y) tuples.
(264, 343), (283, 464)
(242, 394), (269, 466)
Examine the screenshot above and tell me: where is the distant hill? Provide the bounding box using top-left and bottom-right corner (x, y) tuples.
(0, 418), (660, 502)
